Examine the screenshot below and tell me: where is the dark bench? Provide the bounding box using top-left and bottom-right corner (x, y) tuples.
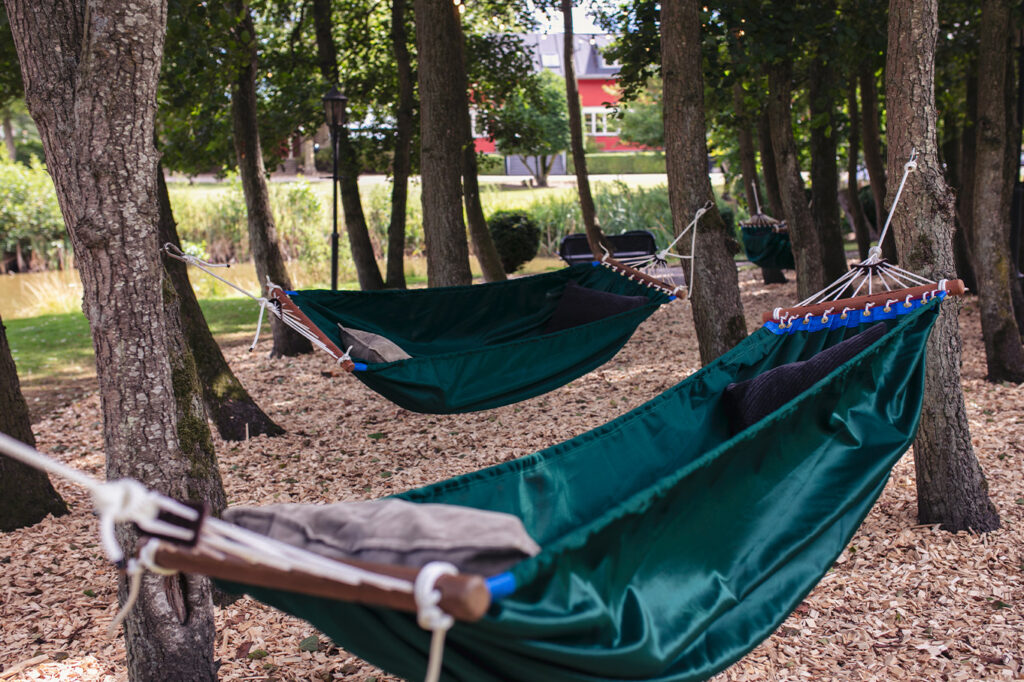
(558, 230), (658, 266)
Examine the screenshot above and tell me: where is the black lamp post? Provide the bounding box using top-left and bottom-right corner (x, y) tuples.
(323, 86), (348, 290)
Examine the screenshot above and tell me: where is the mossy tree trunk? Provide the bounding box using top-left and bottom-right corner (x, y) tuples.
(886, 0), (1000, 532)
(662, 0), (747, 365)
(6, 0), (228, 676)
(157, 168), (284, 440)
(0, 312), (68, 531)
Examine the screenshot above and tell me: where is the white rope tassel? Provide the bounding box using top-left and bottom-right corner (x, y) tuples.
(415, 561), (458, 682)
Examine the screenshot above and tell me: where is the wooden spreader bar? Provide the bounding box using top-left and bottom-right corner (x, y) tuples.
(599, 254), (684, 297)
(762, 279), (965, 324)
(267, 288), (355, 372)
(151, 541), (493, 622)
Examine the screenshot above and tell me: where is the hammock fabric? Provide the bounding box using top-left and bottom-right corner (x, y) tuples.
(286, 263), (671, 413)
(740, 211), (794, 271)
(219, 294), (943, 682)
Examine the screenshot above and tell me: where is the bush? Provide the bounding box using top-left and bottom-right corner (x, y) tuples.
(567, 152), (666, 175)
(0, 151), (67, 271)
(487, 210), (541, 273)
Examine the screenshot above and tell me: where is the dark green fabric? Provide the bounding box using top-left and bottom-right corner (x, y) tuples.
(741, 227), (795, 270)
(222, 299), (941, 682)
(290, 264), (670, 413)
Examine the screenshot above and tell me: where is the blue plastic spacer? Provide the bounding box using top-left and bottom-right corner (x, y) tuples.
(352, 362), (368, 372)
(485, 572), (517, 601)
(285, 290), (297, 295)
(591, 260), (600, 267)
(668, 295), (677, 302)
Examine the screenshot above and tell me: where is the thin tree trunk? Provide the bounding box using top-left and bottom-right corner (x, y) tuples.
(971, 0), (1024, 381)
(413, 0), (472, 286)
(808, 51), (849, 282)
(157, 167), (284, 440)
(859, 66), (890, 253)
(311, 0), (384, 291)
(2, 113), (15, 160)
(386, 0), (413, 289)
(736, 81), (784, 283)
(6, 0), (226, 676)
(1004, 16), (1024, 337)
(846, 80), (872, 261)
(941, 104), (980, 291)
(663, 0), (747, 364)
(0, 313), (68, 531)
(455, 18), (505, 283)
(231, 2), (311, 356)
(767, 60), (826, 300)
(758, 107), (784, 218)
(886, 0), (1000, 532)
(562, 0), (607, 256)
(959, 60), (979, 250)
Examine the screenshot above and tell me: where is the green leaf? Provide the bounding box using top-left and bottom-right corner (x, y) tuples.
(298, 635), (319, 652)
(368, 432), (386, 440)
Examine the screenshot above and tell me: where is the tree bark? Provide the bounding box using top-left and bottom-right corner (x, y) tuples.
(231, 2), (312, 356)
(767, 60), (826, 300)
(413, 0), (472, 286)
(971, 0), (1024, 382)
(859, 66), (888, 242)
(757, 107), (784, 218)
(6, 0), (226, 676)
(663, 0), (747, 364)
(959, 60), (979, 250)
(386, 0), (414, 289)
(886, 0), (1000, 532)
(808, 52), (849, 283)
(846, 80), (872, 261)
(455, 18), (505, 283)
(157, 167), (284, 440)
(310, 0), (384, 291)
(0, 312), (68, 531)
(563, 0), (607, 256)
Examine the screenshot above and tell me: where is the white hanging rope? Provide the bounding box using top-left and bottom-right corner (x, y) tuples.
(791, 151), (935, 310)
(415, 562), (458, 682)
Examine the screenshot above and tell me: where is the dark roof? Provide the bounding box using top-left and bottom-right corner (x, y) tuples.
(518, 33), (619, 78)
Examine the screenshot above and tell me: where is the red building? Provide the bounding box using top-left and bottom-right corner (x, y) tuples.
(474, 33), (647, 174)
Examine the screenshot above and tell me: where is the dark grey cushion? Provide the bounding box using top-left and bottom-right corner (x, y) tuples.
(723, 322), (887, 434)
(337, 324), (412, 364)
(223, 499), (540, 576)
(542, 280), (649, 334)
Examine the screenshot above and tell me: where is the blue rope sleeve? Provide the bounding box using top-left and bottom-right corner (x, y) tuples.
(485, 572), (516, 601)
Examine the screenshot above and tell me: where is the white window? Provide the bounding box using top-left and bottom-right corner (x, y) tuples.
(582, 107), (620, 136)
(541, 53), (560, 67)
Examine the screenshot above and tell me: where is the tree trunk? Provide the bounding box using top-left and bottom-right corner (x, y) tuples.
(767, 60), (826, 300)
(808, 51), (849, 283)
(1004, 16), (1024, 338)
(157, 167), (284, 440)
(859, 66), (889, 247)
(846, 81), (872, 261)
(2, 113), (15, 160)
(757, 107), (784, 218)
(0, 313), (68, 531)
(886, 0), (1000, 532)
(231, 2), (311, 356)
(413, 0), (472, 287)
(386, 0), (414, 289)
(6, 0), (226, 676)
(663, 0), (747, 364)
(959, 60), (979, 250)
(310, 0), (384, 291)
(455, 18), (505, 283)
(563, 0), (607, 256)
(971, 0), (1024, 382)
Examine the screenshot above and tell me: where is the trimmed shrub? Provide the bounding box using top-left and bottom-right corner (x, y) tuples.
(567, 152), (666, 175)
(488, 210), (541, 273)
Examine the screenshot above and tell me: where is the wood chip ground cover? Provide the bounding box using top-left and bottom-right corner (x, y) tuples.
(1, 268), (1021, 681)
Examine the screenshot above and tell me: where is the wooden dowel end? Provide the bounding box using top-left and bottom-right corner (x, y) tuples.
(150, 542), (492, 622)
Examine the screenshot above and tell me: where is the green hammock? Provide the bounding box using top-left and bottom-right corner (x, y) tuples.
(740, 225), (795, 270)
(222, 294), (943, 682)
(286, 263), (671, 413)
